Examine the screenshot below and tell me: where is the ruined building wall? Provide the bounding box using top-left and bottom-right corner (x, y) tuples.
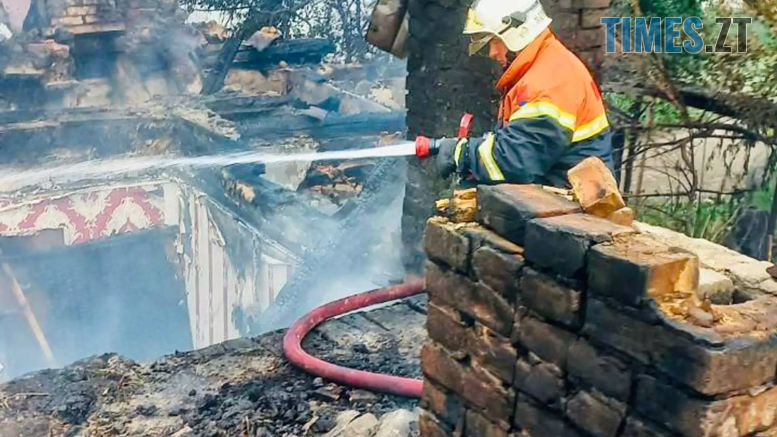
(402, 0), (611, 274)
(419, 184), (777, 437)
(401, 0), (501, 274)
(23, 0), (178, 36)
(4, 0), (202, 108)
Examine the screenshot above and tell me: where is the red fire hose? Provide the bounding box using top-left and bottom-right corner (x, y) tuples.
(282, 278), (426, 398)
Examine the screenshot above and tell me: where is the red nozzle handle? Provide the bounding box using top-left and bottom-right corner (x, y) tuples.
(415, 136), (432, 159)
(415, 113), (472, 160)
(458, 113), (474, 139)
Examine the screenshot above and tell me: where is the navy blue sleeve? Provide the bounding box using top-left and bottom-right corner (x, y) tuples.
(459, 115), (573, 184)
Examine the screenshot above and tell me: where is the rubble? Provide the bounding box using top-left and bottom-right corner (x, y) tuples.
(434, 188), (477, 223)
(0, 0), (401, 116)
(0, 298), (427, 437)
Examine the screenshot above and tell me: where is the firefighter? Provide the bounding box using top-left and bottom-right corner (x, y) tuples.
(433, 0), (614, 188)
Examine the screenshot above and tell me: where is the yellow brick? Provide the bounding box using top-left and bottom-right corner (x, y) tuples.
(609, 207), (634, 226)
(568, 157), (625, 219)
(67, 6), (97, 15)
(52, 15), (84, 26)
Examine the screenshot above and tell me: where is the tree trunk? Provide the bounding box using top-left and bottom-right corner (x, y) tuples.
(621, 97), (643, 198)
(611, 128), (625, 185)
(767, 178), (777, 261)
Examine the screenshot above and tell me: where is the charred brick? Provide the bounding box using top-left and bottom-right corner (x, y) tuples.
(525, 214), (635, 278)
(635, 374), (777, 437)
(463, 226), (524, 255)
(519, 316), (576, 370)
(426, 262), (514, 337)
(427, 303), (470, 358)
(621, 416), (674, 437)
(565, 390), (625, 437)
(513, 358), (533, 387)
(464, 410), (508, 437)
(514, 359), (565, 409)
(521, 267), (583, 329)
(424, 219), (471, 273)
(419, 411), (456, 437)
(420, 343), (465, 394)
(583, 298), (660, 364)
(462, 361), (515, 428)
(421, 381), (464, 429)
(587, 234), (699, 307)
(567, 338), (631, 401)
(468, 323), (517, 383)
(477, 184), (580, 245)
(584, 298), (777, 396)
(472, 246), (523, 303)
(514, 396), (584, 437)
(425, 261), (476, 315)
(470, 282), (515, 338)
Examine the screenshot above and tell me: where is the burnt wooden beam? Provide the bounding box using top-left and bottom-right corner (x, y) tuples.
(200, 38), (336, 78)
(230, 39), (335, 68)
(202, 95), (294, 120)
(235, 111), (406, 141)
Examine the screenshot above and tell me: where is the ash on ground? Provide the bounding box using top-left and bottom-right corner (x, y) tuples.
(0, 297), (427, 437)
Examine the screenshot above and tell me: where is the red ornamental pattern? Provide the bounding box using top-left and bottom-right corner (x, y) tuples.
(0, 187), (166, 245)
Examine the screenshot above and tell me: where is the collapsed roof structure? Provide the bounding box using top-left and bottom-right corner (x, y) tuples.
(0, 0), (410, 384)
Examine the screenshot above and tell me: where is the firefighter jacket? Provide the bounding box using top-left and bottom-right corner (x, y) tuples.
(456, 29), (614, 188)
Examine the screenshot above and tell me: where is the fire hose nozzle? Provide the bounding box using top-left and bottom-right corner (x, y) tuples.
(415, 136), (437, 159)
(414, 113), (474, 160)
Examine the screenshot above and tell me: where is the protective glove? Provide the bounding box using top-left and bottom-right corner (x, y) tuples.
(434, 138), (464, 179)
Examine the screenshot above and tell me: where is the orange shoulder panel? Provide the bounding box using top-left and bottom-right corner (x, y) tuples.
(497, 31), (609, 140)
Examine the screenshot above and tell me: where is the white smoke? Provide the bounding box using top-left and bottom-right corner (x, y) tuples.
(0, 23), (11, 41)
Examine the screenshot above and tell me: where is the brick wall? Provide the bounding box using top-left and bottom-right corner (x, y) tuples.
(420, 184), (777, 437)
(402, 0), (612, 275)
(544, 0), (610, 75)
(26, 0), (179, 36)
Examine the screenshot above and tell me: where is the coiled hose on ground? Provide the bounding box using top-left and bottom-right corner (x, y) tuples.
(282, 278), (426, 399)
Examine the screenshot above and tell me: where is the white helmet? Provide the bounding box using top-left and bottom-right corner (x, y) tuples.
(464, 0), (552, 55)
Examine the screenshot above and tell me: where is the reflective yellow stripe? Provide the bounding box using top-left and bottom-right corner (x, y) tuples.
(572, 113), (610, 143)
(477, 134), (505, 182)
(509, 102), (576, 131)
(454, 138), (466, 167)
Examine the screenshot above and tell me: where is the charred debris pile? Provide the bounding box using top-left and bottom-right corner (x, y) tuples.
(0, 0), (409, 277)
(0, 296), (427, 437)
(0, 0), (412, 399)
(0, 0), (407, 191)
